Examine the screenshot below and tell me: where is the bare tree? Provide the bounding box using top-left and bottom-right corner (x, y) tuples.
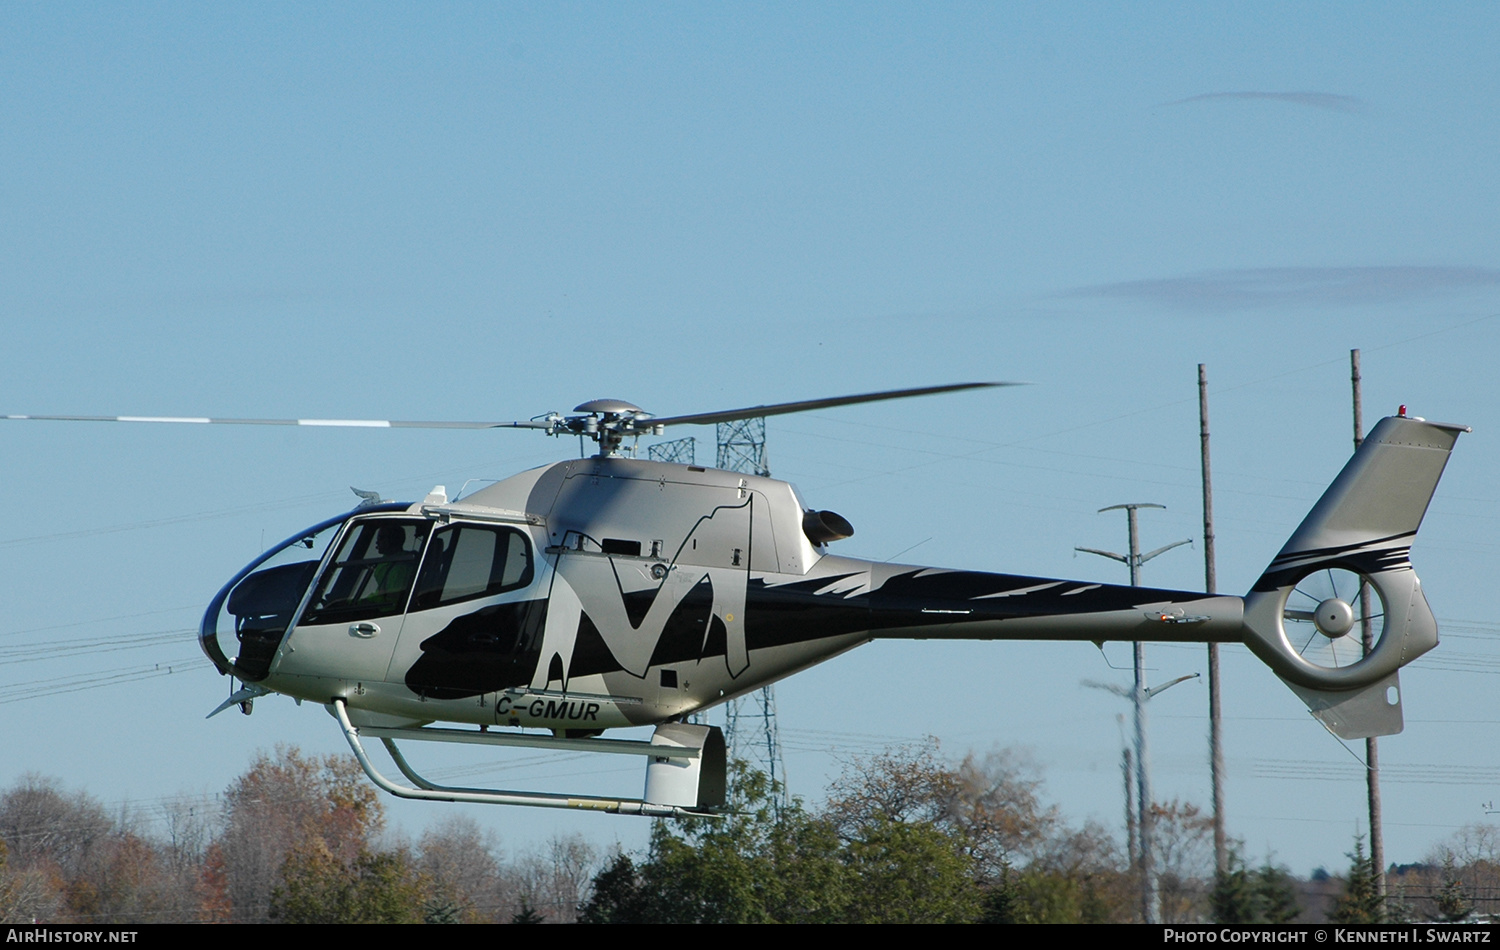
(824, 742), (961, 835)
(0, 837), (64, 923)
(1151, 799), (1215, 923)
(0, 774), (112, 878)
(505, 834), (599, 923)
(825, 742), (1063, 879)
(416, 815), (503, 922)
(1422, 824), (1500, 920)
(0, 776), (211, 923)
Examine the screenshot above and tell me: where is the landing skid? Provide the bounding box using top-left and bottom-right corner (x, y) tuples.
(331, 699), (725, 816)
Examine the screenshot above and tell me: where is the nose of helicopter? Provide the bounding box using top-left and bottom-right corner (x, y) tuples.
(199, 511), (358, 681)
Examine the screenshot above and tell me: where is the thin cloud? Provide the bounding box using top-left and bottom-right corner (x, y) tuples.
(1163, 91), (1364, 114)
(1069, 266), (1500, 311)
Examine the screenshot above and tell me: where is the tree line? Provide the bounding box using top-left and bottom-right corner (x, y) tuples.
(0, 748), (595, 923)
(0, 742), (1491, 923)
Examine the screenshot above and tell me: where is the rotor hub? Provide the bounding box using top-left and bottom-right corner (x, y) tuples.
(1313, 597), (1355, 638)
(573, 399), (644, 415)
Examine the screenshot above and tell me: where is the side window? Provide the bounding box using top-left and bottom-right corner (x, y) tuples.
(301, 519), (431, 625)
(411, 525), (533, 611)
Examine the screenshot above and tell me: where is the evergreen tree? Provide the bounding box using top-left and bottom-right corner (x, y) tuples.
(269, 842), (425, 924)
(839, 816), (983, 923)
(1384, 885), (1415, 925)
(578, 853), (650, 924)
(422, 899), (461, 924)
(1255, 862), (1301, 924)
(1332, 837), (1384, 925)
(1210, 851), (1258, 924)
(1436, 855), (1473, 922)
(510, 903), (545, 924)
(981, 866), (1021, 924)
(578, 761), (984, 923)
(1213, 848), (1302, 924)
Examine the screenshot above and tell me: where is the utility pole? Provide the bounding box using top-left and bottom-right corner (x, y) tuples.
(1121, 719), (1139, 870)
(1199, 364), (1227, 874)
(1077, 505), (1192, 924)
(1352, 349), (1386, 900)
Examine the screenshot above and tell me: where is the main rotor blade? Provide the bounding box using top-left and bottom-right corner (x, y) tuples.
(646, 382), (1021, 429)
(0, 414), (552, 430)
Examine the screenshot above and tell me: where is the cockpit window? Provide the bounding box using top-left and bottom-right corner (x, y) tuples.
(410, 524), (533, 611)
(300, 519), (431, 625)
(214, 518), (343, 680)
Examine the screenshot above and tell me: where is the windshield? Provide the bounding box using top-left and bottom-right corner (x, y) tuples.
(299, 519), (431, 626)
(200, 505), (407, 681)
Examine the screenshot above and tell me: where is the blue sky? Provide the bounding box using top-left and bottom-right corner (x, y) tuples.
(2, 3), (1497, 876)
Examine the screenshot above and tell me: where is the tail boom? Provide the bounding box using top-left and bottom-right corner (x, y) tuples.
(853, 415), (1464, 739)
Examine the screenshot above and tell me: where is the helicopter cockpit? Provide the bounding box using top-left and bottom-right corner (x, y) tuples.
(200, 504), (408, 682)
(201, 504), (542, 700)
(299, 519), (431, 628)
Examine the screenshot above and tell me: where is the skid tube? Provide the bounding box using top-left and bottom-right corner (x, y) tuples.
(331, 699), (714, 817)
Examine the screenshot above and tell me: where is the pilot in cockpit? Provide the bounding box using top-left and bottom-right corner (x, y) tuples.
(359, 523), (419, 612)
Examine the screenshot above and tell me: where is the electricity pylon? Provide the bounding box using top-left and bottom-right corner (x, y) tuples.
(716, 417), (785, 802)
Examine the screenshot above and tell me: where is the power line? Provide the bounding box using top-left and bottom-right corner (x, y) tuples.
(0, 656), (200, 705)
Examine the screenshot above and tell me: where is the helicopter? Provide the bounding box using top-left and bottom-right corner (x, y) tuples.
(5, 384), (1468, 817)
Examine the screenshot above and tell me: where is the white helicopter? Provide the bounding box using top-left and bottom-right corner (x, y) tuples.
(5, 385), (1467, 817)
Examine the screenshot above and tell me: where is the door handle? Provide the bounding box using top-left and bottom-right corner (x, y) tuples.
(349, 622), (380, 638)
